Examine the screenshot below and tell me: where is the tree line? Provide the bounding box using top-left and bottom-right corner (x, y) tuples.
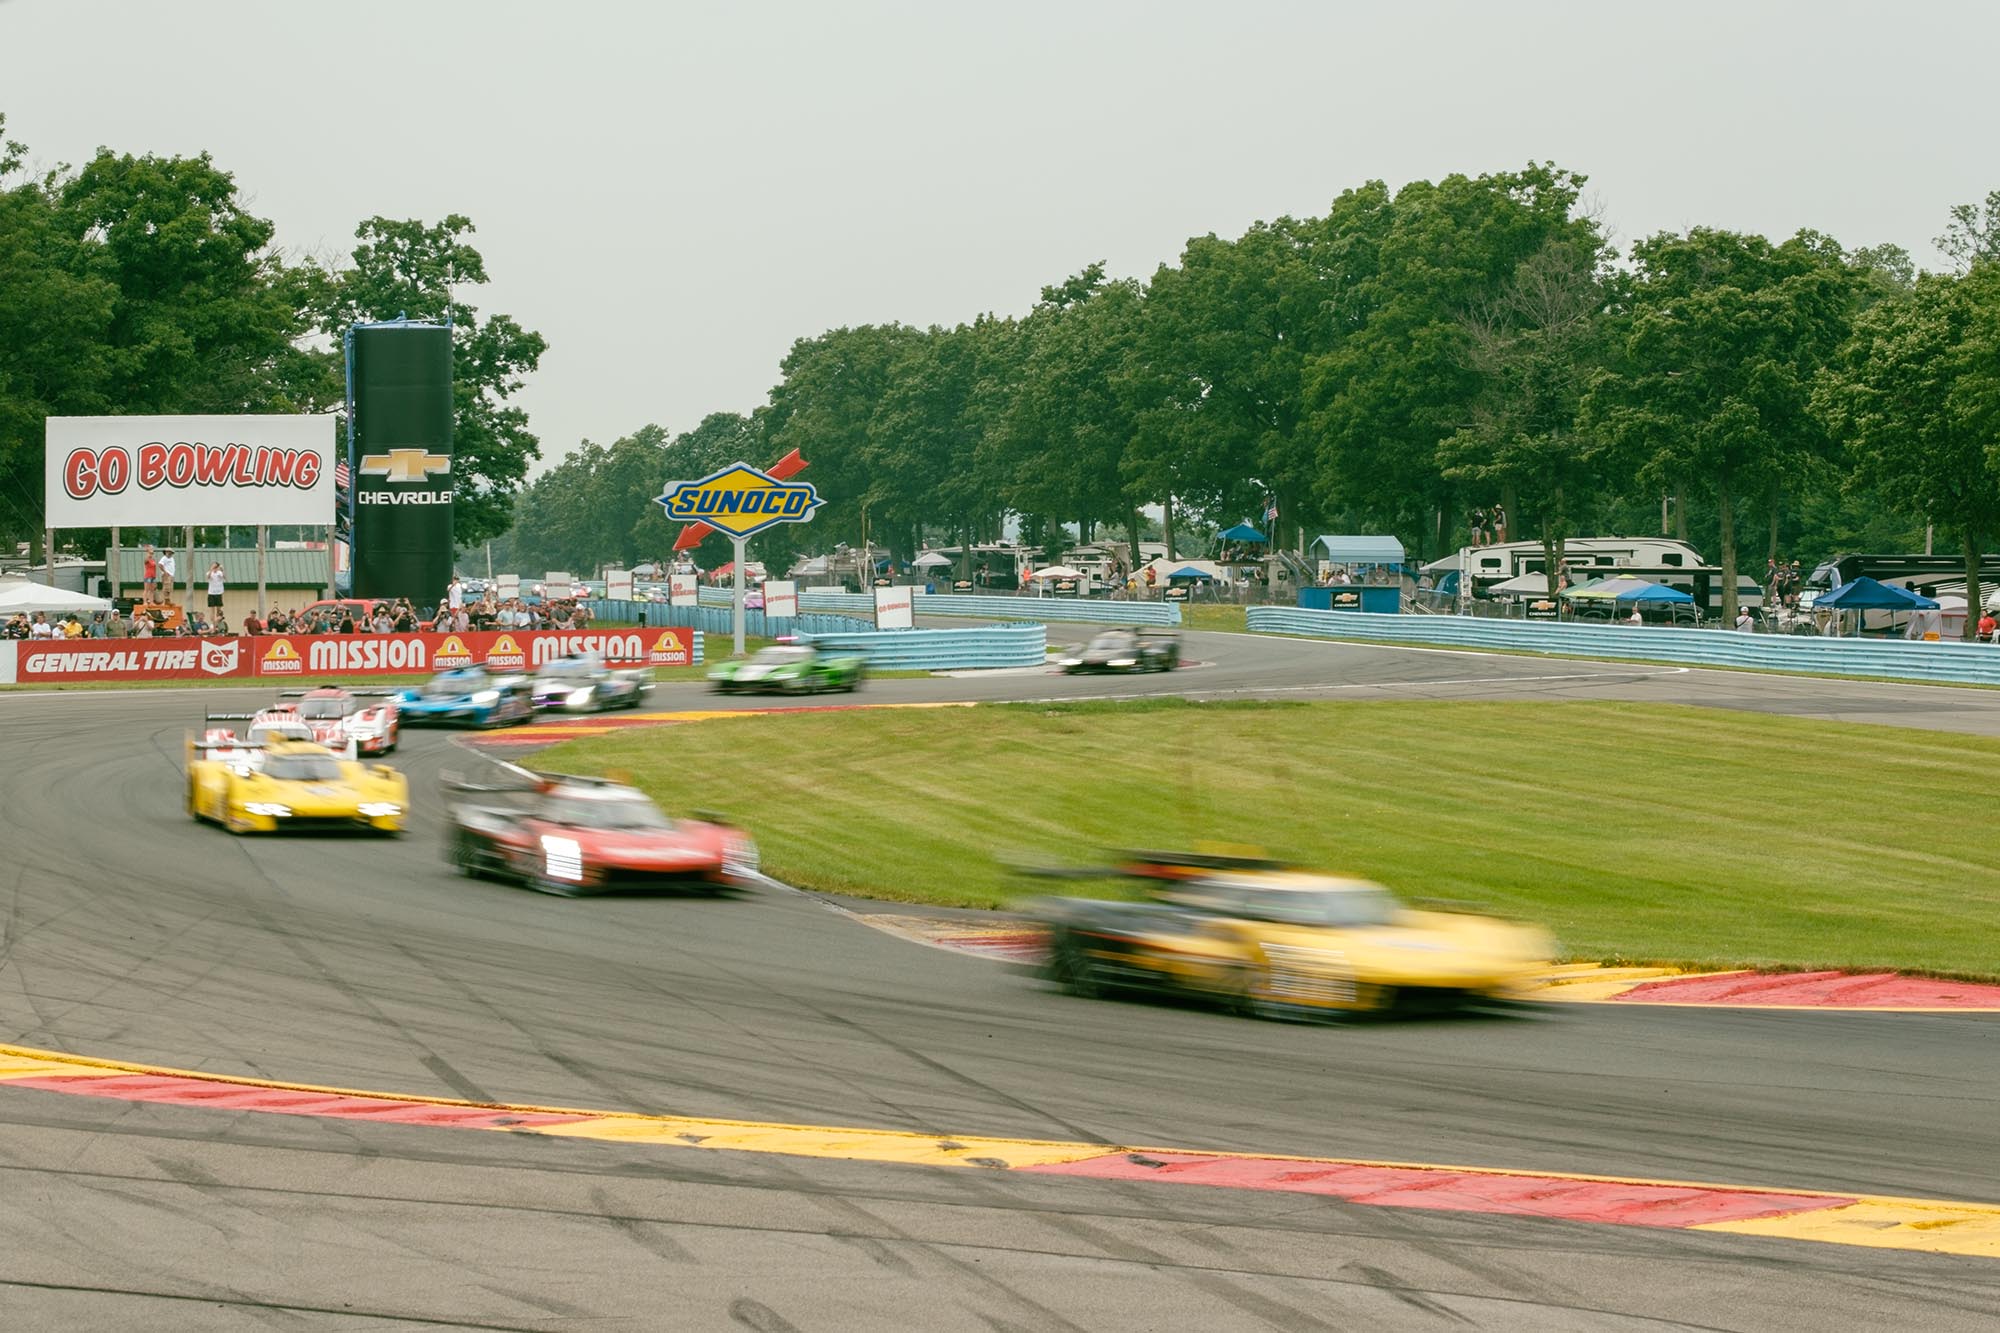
(515, 162), (2000, 629)
(0, 113), (544, 553)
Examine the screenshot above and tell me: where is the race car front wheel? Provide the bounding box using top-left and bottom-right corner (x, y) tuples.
(1048, 932), (1106, 999)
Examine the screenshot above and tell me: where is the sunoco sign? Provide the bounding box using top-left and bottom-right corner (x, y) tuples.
(655, 462), (822, 541)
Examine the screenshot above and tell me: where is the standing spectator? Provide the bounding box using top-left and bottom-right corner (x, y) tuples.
(141, 544), (159, 602)
(1735, 609), (1754, 632)
(371, 606), (395, 634)
(243, 611), (263, 636)
(1469, 508), (1487, 546)
(1492, 503), (1508, 544)
(445, 575), (465, 617)
(392, 602), (414, 633)
(1979, 608), (1998, 644)
(156, 547), (177, 602)
(106, 609), (127, 639)
(212, 613), (231, 635)
(206, 561), (226, 618)
(88, 611), (107, 639)
(28, 613), (53, 639)
(132, 611), (154, 638)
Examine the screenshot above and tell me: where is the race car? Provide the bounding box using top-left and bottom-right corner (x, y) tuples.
(392, 664), (534, 728)
(529, 653), (652, 713)
(274, 687), (402, 754)
(186, 734), (409, 835)
(1059, 628), (1181, 673)
(198, 710), (321, 763)
(444, 769), (759, 896)
(1031, 851), (1553, 1019)
(707, 643), (865, 694)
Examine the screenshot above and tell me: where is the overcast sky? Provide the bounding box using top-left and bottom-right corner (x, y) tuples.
(5, 1), (1997, 471)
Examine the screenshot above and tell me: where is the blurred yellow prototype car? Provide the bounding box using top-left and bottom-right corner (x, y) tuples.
(1034, 851), (1553, 1018)
(186, 735), (409, 836)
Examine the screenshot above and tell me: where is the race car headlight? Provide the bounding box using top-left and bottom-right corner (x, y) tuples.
(472, 690), (500, 705)
(1108, 658), (1137, 667)
(244, 803), (292, 817)
(566, 687), (595, 708)
(1058, 658), (1082, 666)
(357, 802), (402, 817)
(540, 834), (584, 882)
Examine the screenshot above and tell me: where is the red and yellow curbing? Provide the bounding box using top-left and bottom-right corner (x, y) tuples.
(3, 1040), (1996, 1258)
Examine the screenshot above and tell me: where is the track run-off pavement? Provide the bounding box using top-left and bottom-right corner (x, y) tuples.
(1, 627), (1996, 1330)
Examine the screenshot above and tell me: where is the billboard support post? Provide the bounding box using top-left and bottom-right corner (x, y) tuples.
(184, 525), (195, 618)
(108, 526), (120, 604)
(256, 525), (268, 619)
(44, 529), (53, 592)
(732, 537), (747, 657)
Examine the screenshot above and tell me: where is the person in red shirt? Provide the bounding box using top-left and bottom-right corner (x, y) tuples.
(142, 545), (159, 602)
(1980, 610), (1998, 643)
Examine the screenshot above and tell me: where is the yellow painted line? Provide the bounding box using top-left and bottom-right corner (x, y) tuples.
(1696, 1201), (2000, 1257)
(2, 1038), (1998, 1257)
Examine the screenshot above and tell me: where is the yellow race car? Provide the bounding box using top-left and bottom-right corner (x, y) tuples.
(186, 735), (409, 836)
(1033, 851), (1553, 1018)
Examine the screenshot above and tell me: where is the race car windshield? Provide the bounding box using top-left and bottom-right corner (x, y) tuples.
(426, 674), (482, 697)
(261, 754), (346, 781)
(751, 648), (813, 664)
(541, 797), (673, 830)
(1232, 888), (1400, 928)
(539, 660), (600, 681)
(296, 698), (352, 719)
(1087, 633), (1134, 651)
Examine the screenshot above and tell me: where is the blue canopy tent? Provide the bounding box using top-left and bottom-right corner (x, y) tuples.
(1811, 576), (1938, 610)
(1168, 564), (1216, 581)
(1218, 523), (1267, 543)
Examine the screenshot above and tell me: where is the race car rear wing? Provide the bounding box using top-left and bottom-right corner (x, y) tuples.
(1007, 847), (1292, 882)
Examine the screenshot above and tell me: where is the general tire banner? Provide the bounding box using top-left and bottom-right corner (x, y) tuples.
(46, 414), (336, 528)
(9, 628), (693, 683)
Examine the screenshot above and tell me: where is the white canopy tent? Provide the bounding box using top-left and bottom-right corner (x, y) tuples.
(912, 551), (954, 569)
(0, 580), (114, 614)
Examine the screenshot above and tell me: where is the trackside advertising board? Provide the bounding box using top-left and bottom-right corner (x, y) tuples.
(46, 415), (335, 528)
(0, 628), (692, 684)
(874, 584), (914, 630)
(764, 580), (797, 619)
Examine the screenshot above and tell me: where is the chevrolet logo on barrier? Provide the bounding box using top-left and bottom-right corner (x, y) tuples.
(655, 462), (822, 540)
(359, 449), (452, 483)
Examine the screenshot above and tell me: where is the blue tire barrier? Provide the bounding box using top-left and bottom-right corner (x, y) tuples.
(1246, 606), (2000, 687)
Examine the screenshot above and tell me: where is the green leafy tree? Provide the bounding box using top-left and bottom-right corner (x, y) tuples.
(1583, 228), (1857, 622)
(300, 215), (547, 543)
(1936, 189), (2000, 274)
(1307, 164), (1600, 557)
(1814, 264), (2000, 637)
(1437, 238), (1610, 594)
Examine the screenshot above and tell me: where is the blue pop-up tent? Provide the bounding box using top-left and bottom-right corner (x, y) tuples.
(1812, 576), (1939, 610)
(1168, 565), (1216, 581)
(1218, 523), (1267, 543)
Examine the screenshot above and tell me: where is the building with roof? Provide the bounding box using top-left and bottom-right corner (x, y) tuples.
(112, 546), (335, 624)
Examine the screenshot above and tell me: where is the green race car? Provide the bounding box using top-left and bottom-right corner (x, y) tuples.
(708, 644), (866, 694)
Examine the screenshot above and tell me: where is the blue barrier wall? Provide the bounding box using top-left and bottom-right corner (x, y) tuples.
(1247, 607), (2000, 687)
(802, 623), (1047, 670)
(590, 599), (872, 640)
(693, 586), (1180, 626)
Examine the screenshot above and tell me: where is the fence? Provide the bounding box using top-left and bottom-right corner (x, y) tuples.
(589, 599), (872, 641)
(693, 586), (1181, 626)
(1245, 607), (2000, 687)
(801, 623), (1047, 670)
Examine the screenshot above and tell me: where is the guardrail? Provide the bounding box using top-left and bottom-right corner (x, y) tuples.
(692, 586), (1181, 626)
(802, 623), (1048, 670)
(1246, 607), (2000, 687)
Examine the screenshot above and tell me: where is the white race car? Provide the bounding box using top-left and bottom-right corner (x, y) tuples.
(274, 687), (402, 755)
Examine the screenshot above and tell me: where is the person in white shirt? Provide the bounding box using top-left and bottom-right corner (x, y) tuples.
(446, 576), (465, 613)
(156, 549), (177, 598)
(28, 613), (54, 639)
(206, 562), (226, 614)
(1735, 610), (1754, 632)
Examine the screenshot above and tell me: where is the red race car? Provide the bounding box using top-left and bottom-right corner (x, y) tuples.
(444, 769), (759, 897)
(273, 687), (402, 755)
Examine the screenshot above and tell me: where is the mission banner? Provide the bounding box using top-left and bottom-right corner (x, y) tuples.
(4, 628), (693, 683)
(45, 415), (335, 528)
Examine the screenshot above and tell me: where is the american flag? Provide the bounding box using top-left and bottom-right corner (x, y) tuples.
(335, 458), (351, 492)
(1264, 499), (1278, 522)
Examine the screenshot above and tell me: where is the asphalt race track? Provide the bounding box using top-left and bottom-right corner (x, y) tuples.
(2, 629), (1997, 1329)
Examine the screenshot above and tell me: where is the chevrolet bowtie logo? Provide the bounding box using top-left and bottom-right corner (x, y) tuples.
(358, 449), (452, 483)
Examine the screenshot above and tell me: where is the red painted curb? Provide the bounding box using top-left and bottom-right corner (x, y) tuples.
(1615, 971), (2000, 1008)
(1022, 1152), (1853, 1227)
(6, 1073), (597, 1129)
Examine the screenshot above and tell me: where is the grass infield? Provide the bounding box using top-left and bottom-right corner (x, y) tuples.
(541, 698), (2000, 977)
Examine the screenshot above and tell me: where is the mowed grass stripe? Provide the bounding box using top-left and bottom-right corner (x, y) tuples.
(543, 700), (2000, 977)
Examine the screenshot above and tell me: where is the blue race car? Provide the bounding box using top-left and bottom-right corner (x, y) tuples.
(393, 664), (534, 728)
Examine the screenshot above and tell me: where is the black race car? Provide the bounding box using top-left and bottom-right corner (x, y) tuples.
(1059, 628), (1181, 673)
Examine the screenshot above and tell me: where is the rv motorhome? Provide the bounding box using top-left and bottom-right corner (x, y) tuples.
(1422, 537), (1762, 612)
